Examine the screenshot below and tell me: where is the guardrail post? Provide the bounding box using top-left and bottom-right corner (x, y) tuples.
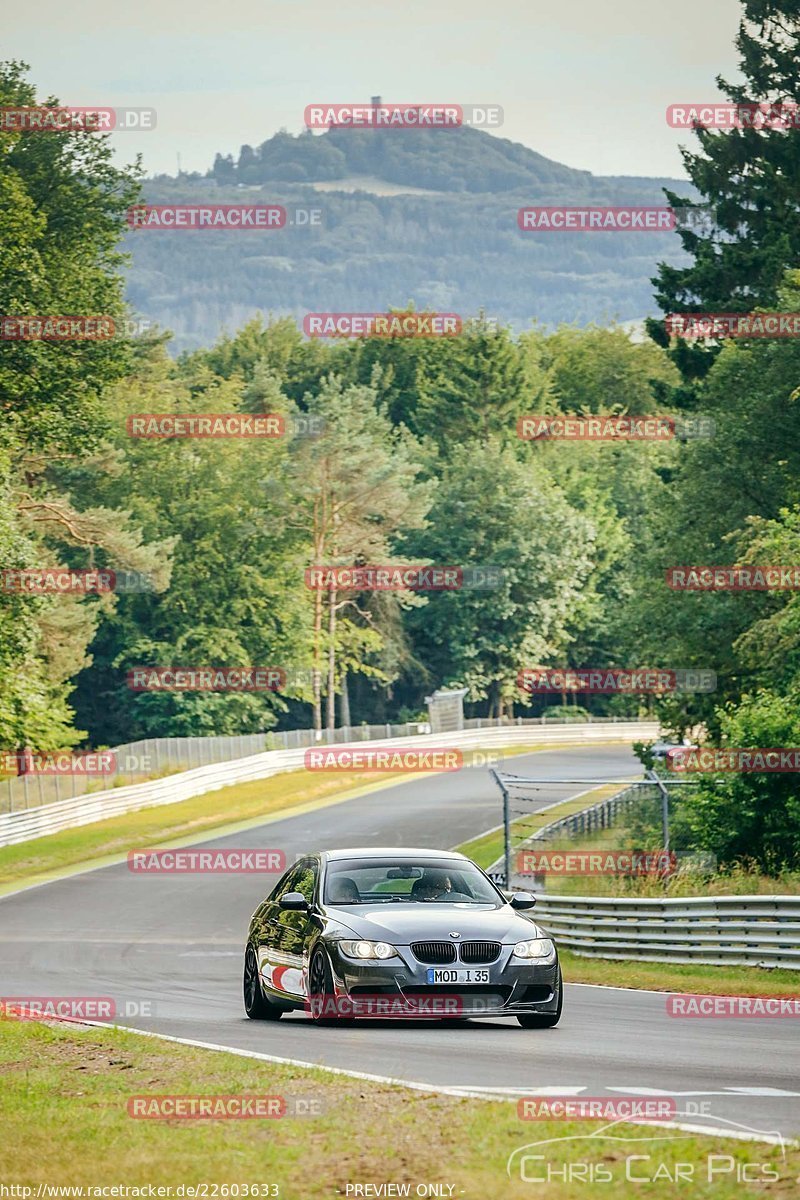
(489, 768), (511, 888)
(646, 769), (670, 850)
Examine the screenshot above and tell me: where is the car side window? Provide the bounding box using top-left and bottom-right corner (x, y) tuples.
(293, 859), (319, 905)
(268, 863), (304, 903)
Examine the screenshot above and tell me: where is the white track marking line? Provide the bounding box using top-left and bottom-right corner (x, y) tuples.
(179, 951), (242, 957)
(452, 1086), (587, 1095)
(607, 1086), (800, 1097)
(567, 981), (704, 995)
(40, 1016), (796, 1145)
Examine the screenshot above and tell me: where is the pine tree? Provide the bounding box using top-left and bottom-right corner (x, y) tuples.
(415, 318), (528, 452)
(648, 0), (800, 382)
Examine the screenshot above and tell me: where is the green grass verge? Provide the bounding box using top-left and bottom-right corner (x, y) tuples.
(0, 739), (611, 894)
(0, 1016), (795, 1198)
(559, 950), (800, 996)
(536, 825), (800, 898)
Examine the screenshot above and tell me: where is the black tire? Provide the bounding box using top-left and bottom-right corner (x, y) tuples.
(307, 946), (354, 1024)
(516, 966), (563, 1029)
(243, 946), (283, 1020)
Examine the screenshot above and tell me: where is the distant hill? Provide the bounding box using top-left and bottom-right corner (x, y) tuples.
(126, 126), (696, 352)
(211, 125), (596, 192)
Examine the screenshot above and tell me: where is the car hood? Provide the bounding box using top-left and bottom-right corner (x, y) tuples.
(326, 902), (545, 944)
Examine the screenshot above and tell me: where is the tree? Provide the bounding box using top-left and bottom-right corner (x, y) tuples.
(521, 324), (679, 415)
(404, 440), (596, 717)
(513, 325), (685, 716)
(0, 60), (141, 454)
(185, 315), (344, 404)
(288, 376), (431, 732)
(679, 687), (800, 871)
(414, 319), (530, 452)
(0, 61), (149, 751)
(63, 342), (310, 742)
(649, 0), (800, 382)
(0, 455), (84, 750)
(733, 505), (800, 687)
(212, 153), (236, 185)
(628, 272), (800, 732)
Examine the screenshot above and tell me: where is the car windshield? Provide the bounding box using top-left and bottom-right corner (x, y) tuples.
(323, 858), (503, 907)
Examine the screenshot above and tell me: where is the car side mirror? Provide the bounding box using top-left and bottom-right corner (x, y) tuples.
(510, 891), (536, 910)
(279, 891), (310, 912)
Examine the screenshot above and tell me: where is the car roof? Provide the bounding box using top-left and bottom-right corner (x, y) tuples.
(321, 847), (468, 862)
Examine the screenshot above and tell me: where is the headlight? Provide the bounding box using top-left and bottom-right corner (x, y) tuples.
(512, 938), (555, 959)
(338, 939), (398, 960)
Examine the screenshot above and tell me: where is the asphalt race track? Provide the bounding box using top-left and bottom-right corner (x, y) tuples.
(1, 745), (798, 1141)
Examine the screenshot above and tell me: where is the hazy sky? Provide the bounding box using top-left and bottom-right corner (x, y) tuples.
(6, 0), (743, 179)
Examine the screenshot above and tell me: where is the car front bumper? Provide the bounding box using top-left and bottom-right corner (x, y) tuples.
(326, 942), (560, 1017)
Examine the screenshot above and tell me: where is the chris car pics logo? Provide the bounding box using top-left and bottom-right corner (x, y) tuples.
(507, 1117), (786, 1185)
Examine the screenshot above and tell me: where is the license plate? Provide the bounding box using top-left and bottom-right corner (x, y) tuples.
(426, 968), (490, 984)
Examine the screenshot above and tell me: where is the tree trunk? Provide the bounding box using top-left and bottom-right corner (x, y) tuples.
(340, 671), (351, 727)
(312, 586), (323, 734)
(325, 587), (337, 733)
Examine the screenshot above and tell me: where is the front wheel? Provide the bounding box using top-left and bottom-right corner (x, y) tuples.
(516, 966), (562, 1029)
(244, 946), (283, 1020)
(307, 947), (353, 1024)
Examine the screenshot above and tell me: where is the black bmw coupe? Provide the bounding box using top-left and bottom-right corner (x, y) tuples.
(243, 846), (562, 1027)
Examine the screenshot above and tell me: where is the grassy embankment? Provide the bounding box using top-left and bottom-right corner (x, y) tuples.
(1, 1016), (795, 1198)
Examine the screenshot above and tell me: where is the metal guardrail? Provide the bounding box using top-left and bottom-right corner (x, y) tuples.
(0, 721), (658, 848)
(533, 894), (800, 970)
(487, 781), (800, 970)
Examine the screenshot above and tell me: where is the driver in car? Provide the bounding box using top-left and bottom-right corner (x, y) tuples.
(411, 870), (453, 900)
